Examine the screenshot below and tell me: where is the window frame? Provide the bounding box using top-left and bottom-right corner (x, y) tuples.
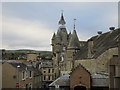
(22, 71), (26, 80)
(29, 71), (32, 78)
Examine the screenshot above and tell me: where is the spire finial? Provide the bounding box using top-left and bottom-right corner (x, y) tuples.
(61, 10), (64, 14)
(58, 10), (66, 25)
(61, 10), (64, 17)
(73, 18), (76, 30)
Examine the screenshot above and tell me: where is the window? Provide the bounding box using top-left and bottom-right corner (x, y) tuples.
(22, 71), (26, 80)
(52, 69), (54, 73)
(38, 64), (41, 69)
(43, 76), (46, 81)
(48, 76), (51, 80)
(29, 71), (32, 78)
(48, 69), (51, 73)
(29, 83), (32, 90)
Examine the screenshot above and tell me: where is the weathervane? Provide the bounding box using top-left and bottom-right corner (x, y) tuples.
(61, 10), (64, 14)
(74, 18), (76, 30)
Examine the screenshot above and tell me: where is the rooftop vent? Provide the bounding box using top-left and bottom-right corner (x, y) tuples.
(109, 27), (115, 31)
(97, 31), (102, 35)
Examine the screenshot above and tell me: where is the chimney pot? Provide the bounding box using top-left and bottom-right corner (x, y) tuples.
(109, 27), (115, 31)
(97, 31), (102, 35)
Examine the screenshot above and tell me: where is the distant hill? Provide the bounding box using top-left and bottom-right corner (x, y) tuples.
(5, 49), (52, 55)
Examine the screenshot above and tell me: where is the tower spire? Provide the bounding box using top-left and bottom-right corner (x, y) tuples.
(58, 10), (66, 25)
(61, 10), (63, 14)
(73, 18), (76, 30)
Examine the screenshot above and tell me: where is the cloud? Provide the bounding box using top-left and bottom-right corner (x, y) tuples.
(2, 2), (118, 51)
(1, 0), (119, 2)
(2, 15), (54, 51)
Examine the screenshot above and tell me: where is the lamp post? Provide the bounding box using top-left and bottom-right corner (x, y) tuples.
(16, 65), (20, 88)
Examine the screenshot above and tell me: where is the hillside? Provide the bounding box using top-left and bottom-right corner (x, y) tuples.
(3, 49), (52, 56)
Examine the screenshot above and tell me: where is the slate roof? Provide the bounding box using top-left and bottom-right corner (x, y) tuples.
(41, 60), (53, 68)
(76, 28), (120, 59)
(49, 75), (70, 87)
(23, 61), (42, 76)
(52, 33), (56, 40)
(5, 61), (42, 76)
(68, 30), (80, 49)
(91, 72), (109, 87)
(58, 12), (66, 25)
(9, 62), (27, 71)
(91, 72), (109, 79)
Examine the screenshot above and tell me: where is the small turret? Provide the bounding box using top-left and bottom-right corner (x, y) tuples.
(68, 18), (80, 49)
(52, 33), (56, 40)
(51, 33), (56, 46)
(68, 30), (80, 49)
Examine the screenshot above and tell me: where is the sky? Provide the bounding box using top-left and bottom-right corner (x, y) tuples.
(1, 1), (119, 51)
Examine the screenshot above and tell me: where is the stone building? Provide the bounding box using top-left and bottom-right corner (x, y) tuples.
(2, 51), (27, 60)
(109, 39), (120, 89)
(41, 59), (55, 88)
(51, 12), (120, 89)
(75, 28), (119, 73)
(70, 64), (91, 89)
(69, 28), (119, 89)
(2, 61), (42, 89)
(2, 50), (55, 89)
(27, 52), (40, 61)
(51, 12), (86, 78)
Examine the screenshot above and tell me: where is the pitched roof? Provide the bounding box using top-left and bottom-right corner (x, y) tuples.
(9, 62), (27, 71)
(91, 72), (109, 87)
(49, 75), (70, 87)
(70, 64), (91, 75)
(91, 72), (109, 79)
(76, 28), (120, 59)
(52, 33), (56, 40)
(41, 60), (53, 68)
(68, 30), (80, 49)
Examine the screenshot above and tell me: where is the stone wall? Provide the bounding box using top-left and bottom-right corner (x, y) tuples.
(2, 62), (17, 88)
(27, 53), (37, 61)
(2, 62), (34, 88)
(75, 47), (118, 73)
(96, 47), (118, 72)
(75, 59), (96, 73)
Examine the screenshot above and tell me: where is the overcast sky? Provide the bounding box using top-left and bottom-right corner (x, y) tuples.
(1, 2), (118, 51)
